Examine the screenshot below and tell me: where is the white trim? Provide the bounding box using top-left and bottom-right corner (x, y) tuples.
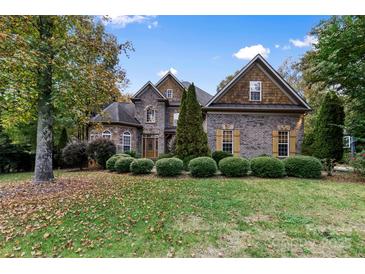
(249, 81), (262, 101)
(278, 130), (289, 158)
(173, 112), (179, 127)
(166, 88), (173, 98)
(146, 107), (156, 123)
(206, 54), (311, 110)
(131, 81), (167, 100)
(121, 131), (131, 152)
(102, 130), (112, 139)
(222, 130), (233, 154)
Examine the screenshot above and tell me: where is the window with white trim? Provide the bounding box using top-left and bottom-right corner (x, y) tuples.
(102, 130), (112, 140)
(249, 81), (262, 101)
(146, 107), (156, 123)
(121, 131), (131, 152)
(166, 89), (173, 98)
(173, 112), (179, 127)
(222, 130), (233, 154)
(90, 133), (97, 141)
(278, 131), (289, 157)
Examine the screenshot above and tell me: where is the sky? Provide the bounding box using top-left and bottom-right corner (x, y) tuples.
(104, 16), (328, 95)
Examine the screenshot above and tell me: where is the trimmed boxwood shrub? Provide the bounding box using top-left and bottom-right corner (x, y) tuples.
(115, 153), (132, 158)
(250, 156), (285, 178)
(188, 157), (217, 177)
(219, 157), (250, 177)
(283, 155), (322, 178)
(157, 153), (175, 160)
(115, 157), (135, 173)
(106, 155), (120, 171)
(156, 158), (184, 177)
(87, 138), (116, 168)
(130, 158), (154, 174)
(212, 151), (233, 165)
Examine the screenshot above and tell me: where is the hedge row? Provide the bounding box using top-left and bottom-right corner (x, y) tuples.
(105, 154), (322, 179)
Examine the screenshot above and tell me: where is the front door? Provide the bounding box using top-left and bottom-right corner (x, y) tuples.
(143, 135), (159, 158)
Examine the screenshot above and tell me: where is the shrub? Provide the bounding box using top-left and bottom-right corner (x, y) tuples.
(106, 155), (123, 171)
(124, 150), (137, 158)
(130, 158), (154, 174)
(115, 157), (135, 173)
(181, 155), (196, 171)
(156, 158), (184, 177)
(188, 157), (217, 177)
(212, 151), (233, 165)
(115, 153), (131, 158)
(62, 141), (88, 170)
(157, 153), (175, 160)
(219, 157), (250, 177)
(250, 157), (285, 178)
(87, 138), (116, 169)
(283, 155), (322, 179)
(351, 151), (365, 176)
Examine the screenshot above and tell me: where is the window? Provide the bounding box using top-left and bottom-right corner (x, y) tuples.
(89, 134), (97, 141)
(173, 112), (179, 127)
(121, 131), (131, 152)
(278, 131), (289, 157)
(146, 107), (156, 123)
(166, 89), (173, 98)
(343, 136), (351, 148)
(249, 81), (262, 101)
(222, 130), (233, 154)
(102, 130), (111, 140)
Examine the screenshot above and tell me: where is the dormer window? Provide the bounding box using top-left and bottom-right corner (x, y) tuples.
(166, 89), (173, 98)
(146, 107), (156, 123)
(249, 81), (262, 101)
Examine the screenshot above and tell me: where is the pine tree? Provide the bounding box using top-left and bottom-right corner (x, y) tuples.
(175, 89), (188, 158)
(184, 83), (209, 157)
(313, 91), (345, 161)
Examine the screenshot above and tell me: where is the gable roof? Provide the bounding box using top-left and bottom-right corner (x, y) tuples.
(181, 81), (213, 106)
(155, 71), (186, 90)
(131, 81), (167, 100)
(91, 102), (142, 127)
(205, 54), (311, 110)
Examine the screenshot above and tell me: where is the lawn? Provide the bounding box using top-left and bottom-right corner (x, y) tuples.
(0, 171), (364, 257)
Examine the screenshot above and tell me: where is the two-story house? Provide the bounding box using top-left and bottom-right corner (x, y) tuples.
(89, 54), (311, 158)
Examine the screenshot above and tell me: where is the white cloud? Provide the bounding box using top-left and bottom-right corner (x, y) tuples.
(275, 44), (280, 49)
(289, 35), (318, 48)
(104, 15), (158, 29)
(233, 44), (270, 60)
(282, 45), (291, 50)
(157, 68), (178, 78)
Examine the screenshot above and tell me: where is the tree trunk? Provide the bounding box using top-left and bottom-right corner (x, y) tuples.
(33, 16), (54, 183)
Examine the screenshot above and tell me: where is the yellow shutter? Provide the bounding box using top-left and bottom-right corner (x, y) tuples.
(289, 130), (297, 156)
(233, 129), (240, 156)
(272, 130), (279, 158)
(170, 112), (174, 126)
(216, 129), (223, 151)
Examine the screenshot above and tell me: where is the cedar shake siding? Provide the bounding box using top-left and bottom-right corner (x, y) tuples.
(156, 74), (185, 104)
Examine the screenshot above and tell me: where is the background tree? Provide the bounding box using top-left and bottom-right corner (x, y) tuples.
(216, 70), (240, 92)
(313, 92), (345, 162)
(0, 16), (131, 182)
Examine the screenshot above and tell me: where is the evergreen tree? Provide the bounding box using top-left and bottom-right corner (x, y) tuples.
(58, 128), (69, 150)
(175, 89), (188, 158)
(184, 83), (209, 157)
(313, 91), (345, 161)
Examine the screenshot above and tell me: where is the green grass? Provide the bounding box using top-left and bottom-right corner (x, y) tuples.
(0, 171), (364, 257)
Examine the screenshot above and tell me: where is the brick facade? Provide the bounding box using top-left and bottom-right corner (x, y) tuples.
(156, 74), (185, 104)
(206, 112), (304, 158)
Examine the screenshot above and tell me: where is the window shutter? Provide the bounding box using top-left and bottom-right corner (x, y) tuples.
(272, 130), (279, 158)
(289, 130), (297, 156)
(233, 129), (240, 156)
(169, 112), (174, 127)
(216, 129), (223, 151)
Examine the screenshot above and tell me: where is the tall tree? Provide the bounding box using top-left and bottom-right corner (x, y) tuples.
(184, 83), (209, 157)
(313, 92), (345, 161)
(0, 16), (131, 182)
(216, 70), (240, 92)
(175, 89), (188, 158)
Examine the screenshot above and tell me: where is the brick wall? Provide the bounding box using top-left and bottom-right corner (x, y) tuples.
(156, 75), (185, 104)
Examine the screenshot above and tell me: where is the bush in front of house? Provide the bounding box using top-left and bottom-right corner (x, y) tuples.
(250, 156), (285, 178)
(115, 157), (135, 173)
(130, 158), (154, 174)
(188, 156), (217, 177)
(157, 153), (175, 160)
(156, 158), (184, 177)
(87, 138), (116, 169)
(62, 141), (88, 170)
(219, 157), (250, 177)
(181, 155), (196, 171)
(212, 151), (233, 165)
(351, 150), (365, 176)
(283, 155), (323, 179)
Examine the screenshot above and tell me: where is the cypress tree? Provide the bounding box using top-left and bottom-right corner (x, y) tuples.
(313, 91), (345, 161)
(184, 83), (209, 157)
(175, 89), (188, 158)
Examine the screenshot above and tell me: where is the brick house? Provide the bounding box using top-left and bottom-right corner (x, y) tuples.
(89, 54), (311, 158)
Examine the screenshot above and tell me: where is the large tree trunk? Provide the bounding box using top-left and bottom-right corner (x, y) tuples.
(33, 16), (54, 183)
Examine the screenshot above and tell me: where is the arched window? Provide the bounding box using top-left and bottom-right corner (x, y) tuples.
(121, 131), (131, 152)
(146, 107), (156, 123)
(102, 130), (112, 140)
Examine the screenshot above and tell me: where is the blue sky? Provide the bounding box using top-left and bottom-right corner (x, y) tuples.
(105, 16), (328, 95)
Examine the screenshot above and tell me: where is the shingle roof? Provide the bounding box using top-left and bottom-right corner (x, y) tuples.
(181, 81), (213, 106)
(91, 102), (141, 126)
